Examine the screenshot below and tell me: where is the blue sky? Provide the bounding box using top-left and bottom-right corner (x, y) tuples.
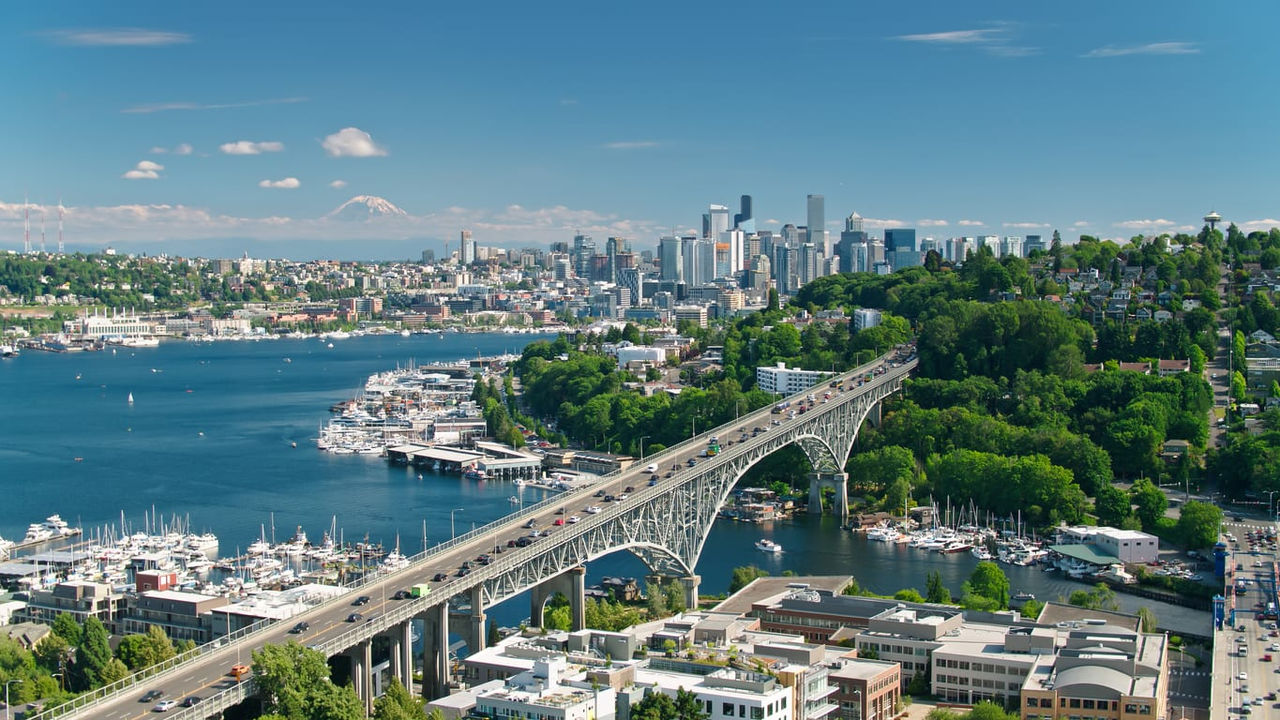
(2, 1), (1278, 259)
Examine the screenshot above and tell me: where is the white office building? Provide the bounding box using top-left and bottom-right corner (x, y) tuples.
(757, 362), (834, 395)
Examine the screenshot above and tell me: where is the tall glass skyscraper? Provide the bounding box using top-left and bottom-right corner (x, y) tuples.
(806, 195), (825, 257)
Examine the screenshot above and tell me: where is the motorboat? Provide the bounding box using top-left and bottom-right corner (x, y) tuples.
(755, 539), (783, 553)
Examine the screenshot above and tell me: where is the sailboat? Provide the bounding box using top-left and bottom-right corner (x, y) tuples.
(127, 392), (134, 404)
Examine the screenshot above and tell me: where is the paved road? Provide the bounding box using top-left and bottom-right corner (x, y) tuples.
(1211, 519), (1280, 719)
(74, 348), (915, 719)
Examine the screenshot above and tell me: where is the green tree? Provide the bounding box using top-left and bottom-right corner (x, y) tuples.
(1129, 478), (1168, 529)
(50, 614), (82, 646)
(1068, 584), (1119, 611)
(967, 700), (1020, 720)
(1137, 607), (1158, 633)
(253, 641), (338, 720)
(73, 616), (112, 690)
(674, 688), (710, 720)
(1176, 501), (1223, 549)
(895, 588), (926, 603)
(925, 570), (951, 604)
(729, 566), (769, 594)
(306, 681), (365, 720)
(965, 562), (1011, 610)
(633, 690), (678, 720)
(646, 581), (669, 618)
(1020, 598), (1044, 620)
(664, 583), (688, 614)
(1094, 483), (1134, 527)
(373, 678), (431, 720)
(97, 658), (130, 685)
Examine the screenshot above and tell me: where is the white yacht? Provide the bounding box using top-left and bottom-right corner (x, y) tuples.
(23, 524), (54, 544)
(44, 514), (75, 537)
(755, 539), (783, 553)
(866, 526), (900, 543)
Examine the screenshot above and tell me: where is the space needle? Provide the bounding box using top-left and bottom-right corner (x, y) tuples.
(1203, 210), (1222, 232)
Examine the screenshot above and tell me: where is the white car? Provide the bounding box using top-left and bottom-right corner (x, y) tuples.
(1240, 672), (1249, 681)
(154, 700), (177, 712)
(566, 515), (581, 524)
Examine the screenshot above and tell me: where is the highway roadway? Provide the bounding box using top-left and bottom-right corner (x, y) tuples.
(1212, 517), (1280, 718)
(68, 346), (916, 720)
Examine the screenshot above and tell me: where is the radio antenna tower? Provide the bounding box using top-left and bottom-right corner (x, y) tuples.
(57, 197), (64, 254)
(23, 193), (31, 254)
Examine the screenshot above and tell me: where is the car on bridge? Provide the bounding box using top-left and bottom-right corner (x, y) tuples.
(230, 664), (250, 681)
(352, 595), (370, 606)
(347, 613), (364, 622)
(290, 621), (310, 633)
(433, 573), (448, 581)
(140, 690), (165, 703)
(182, 697), (202, 708)
(154, 699), (177, 712)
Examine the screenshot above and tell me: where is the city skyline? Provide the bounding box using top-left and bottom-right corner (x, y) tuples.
(2, 2), (1278, 258)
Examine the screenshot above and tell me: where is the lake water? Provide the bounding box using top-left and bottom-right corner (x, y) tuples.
(0, 333), (1208, 634)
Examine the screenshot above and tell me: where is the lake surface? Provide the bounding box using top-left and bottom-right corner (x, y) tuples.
(0, 333), (1208, 634)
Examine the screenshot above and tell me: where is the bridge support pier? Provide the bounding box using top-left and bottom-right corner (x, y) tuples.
(348, 639), (373, 714)
(679, 574), (700, 609)
(466, 586), (487, 653)
(389, 621), (413, 690)
(808, 471), (849, 525)
(419, 603), (450, 700)
(530, 566), (585, 631)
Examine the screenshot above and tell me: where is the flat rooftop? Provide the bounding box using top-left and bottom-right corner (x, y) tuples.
(712, 576), (854, 615)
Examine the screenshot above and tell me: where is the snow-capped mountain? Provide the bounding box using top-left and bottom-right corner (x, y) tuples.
(326, 195), (409, 220)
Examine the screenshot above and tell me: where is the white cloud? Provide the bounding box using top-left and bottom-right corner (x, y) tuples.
(1114, 218), (1189, 231)
(1240, 219), (1280, 233)
(957, 219), (985, 227)
(44, 27), (191, 47)
(603, 140), (660, 149)
(1003, 221), (1048, 229)
(150, 143), (194, 155)
(859, 217), (906, 230)
(0, 197), (670, 251)
(894, 23), (1035, 57)
(122, 160), (163, 180)
(1083, 42), (1199, 58)
(1072, 220), (1090, 228)
(896, 28), (1003, 44)
(122, 96), (307, 114)
(560, 98), (579, 106)
(918, 219), (949, 227)
(258, 177), (301, 189)
(321, 127), (387, 157)
(220, 140), (284, 155)
(329, 180), (348, 189)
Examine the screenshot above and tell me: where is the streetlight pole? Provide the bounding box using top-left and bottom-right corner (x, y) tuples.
(1267, 491), (1278, 521)
(5, 679), (22, 720)
(851, 688), (862, 720)
(450, 508), (463, 539)
(638, 435), (648, 462)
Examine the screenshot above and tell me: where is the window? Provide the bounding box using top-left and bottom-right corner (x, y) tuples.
(1083, 700), (1095, 709)
(752, 708), (763, 719)
(1069, 699), (1081, 709)
(724, 703), (735, 716)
